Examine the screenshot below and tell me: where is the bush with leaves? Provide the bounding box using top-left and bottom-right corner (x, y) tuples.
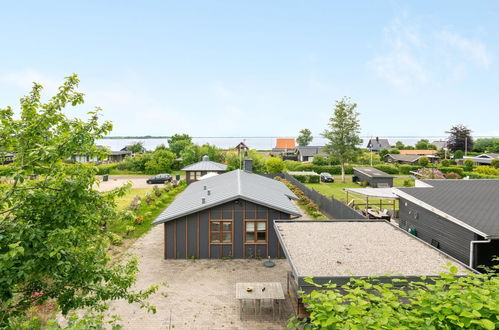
(463, 159), (475, 172)
(454, 150), (464, 159)
(289, 264), (498, 329)
(0, 75), (156, 327)
(445, 172), (462, 179)
(129, 195), (142, 211)
(153, 185), (162, 197)
(441, 158), (451, 167)
(266, 157), (285, 174)
(492, 159), (499, 169)
(418, 156), (430, 167)
(474, 166), (499, 176)
(416, 167), (445, 179)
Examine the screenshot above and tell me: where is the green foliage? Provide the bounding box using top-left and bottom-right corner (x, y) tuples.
(266, 157), (284, 174)
(415, 139), (437, 150)
(144, 149), (176, 174)
(322, 97), (362, 182)
(373, 164), (399, 175)
(473, 138), (499, 153)
(96, 162), (120, 174)
(180, 143), (224, 166)
(312, 154), (341, 166)
(399, 164), (421, 174)
(109, 233), (123, 245)
(125, 141), (145, 153)
(403, 179), (414, 187)
(0, 75), (156, 326)
(290, 264), (499, 329)
(418, 156), (430, 167)
(474, 166), (499, 176)
(226, 150), (266, 173)
(441, 159), (451, 167)
(291, 174), (320, 184)
(463, 159), (475, 172)
(379, 148), (390, 159)
(492, 159), (499, 169)
(395, 141), (405, 149)
(297, 128), (313, 146)
(438, 166), (464, 176)
(274, 177), (326, 219)
(445, 172), (462, 179)
(167, 133), (192, 156)
(454, 150), (464, 159)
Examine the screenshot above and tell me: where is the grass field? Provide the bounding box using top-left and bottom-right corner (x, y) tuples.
(115, 188), (150, 211)
(305, 176), (413, 211)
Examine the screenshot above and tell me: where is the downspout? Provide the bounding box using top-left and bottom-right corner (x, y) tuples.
(469, 239), (491, 268)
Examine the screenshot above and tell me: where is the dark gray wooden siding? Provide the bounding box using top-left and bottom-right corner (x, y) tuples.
(164, 199), (289, 259)
(398, 197), (475, 265)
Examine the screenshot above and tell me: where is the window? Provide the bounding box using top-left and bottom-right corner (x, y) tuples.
(245, 221), (267, 243)
(210, 221), (232, 243)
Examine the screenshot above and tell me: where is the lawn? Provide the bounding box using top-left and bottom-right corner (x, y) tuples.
(115, 188), (150, 211)
(305, 176), (413, 211)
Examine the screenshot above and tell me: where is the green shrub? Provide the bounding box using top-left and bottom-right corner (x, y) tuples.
(491, 159), (499, 169)
(373, 164), (399, 174)
(125, 225), (136, 235)
(308, 175), (320, 183)
(474, 166), (499, 176)
(454, 150), (464, 159)
(266, 157), (284, 174)
(463, 159), (474, 171)
(0, 164), (14, 177)
(153, 185), (162, 197)
(399, 165), (421, 175)
(109, 233), (123, 245)
(403, 179), (414, 187)
(418, 157), (429, 167)
(438, 166), (464, 176)
(134, 215), (144, 225)
(440, 159), (451, 167)
(95, 163), (119, 174)
(283, 160), (302, 171)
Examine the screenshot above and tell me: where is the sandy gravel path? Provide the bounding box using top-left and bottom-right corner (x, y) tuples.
(94, 175), (165, 192)
(106, 224), (292, 329)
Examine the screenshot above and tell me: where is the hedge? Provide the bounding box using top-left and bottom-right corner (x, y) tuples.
(96, 163), (120, 175)
(291, 174), (320, 184)
(437, 166), (465, 176)
(463, 172), (499, 179)
(398, 165), (421, 175)
(372, 164), (399, 175)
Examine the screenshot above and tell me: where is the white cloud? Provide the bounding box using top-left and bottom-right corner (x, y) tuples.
(437, 30), (492, 69)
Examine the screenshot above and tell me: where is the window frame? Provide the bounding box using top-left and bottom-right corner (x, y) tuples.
(209, 220), (233, 244)
(244, 219), (268, 244)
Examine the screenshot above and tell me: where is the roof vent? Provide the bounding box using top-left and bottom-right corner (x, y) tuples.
(207, 190), (211, 196)
(201, 197), (206, 204)
(203, 185), (207, 190)
(202, 155), (209, 161)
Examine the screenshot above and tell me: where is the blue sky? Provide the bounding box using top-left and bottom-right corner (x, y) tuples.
(1, 1), (498, 137)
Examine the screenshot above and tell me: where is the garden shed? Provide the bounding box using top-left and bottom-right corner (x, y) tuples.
(153, 170), (302, 259)
(394, 179), (499, 270)
(182, 155), (228, 184)
(353, 167), (394, 187)
(274, 220), (473, 317)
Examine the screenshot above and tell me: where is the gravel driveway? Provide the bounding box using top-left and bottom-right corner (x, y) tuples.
(94, 175), (166, 192)
(106, 224), (292, 329)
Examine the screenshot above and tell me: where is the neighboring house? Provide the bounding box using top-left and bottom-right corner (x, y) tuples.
(275, 220), (472, 317)
(432, 140), (447, 149)
(394, 179), (499, 269)
(72, 154), (99, 163)
(182, 155), (228, 185)
(295, 146), (325, 162)
(366, 137), (391, 151)
(384, 154), (439, 165)
(272, 138), (297, 159)
(108, 150), (132, 162)
(463, 153), (499, 166)
(353, 167), (393, 187)
(399, 150), (439, 156)
(153, 169), (302, 259)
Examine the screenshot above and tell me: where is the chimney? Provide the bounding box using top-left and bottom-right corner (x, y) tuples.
(244, 158), (253, 172)
(376, 136), (379, 142)
(207, 190), (211, 196)
(201, 197), (206, 204)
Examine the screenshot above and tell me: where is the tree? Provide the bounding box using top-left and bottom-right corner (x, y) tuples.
(463, 159), (474, 172)
(167, 134), (192, 156)
(322, 97), (362, 183)
(297, 129), (313, 146)
(126, 141), (145, 153)
(492, 159), (499, 169)
(418, 156), (429, 167)
(179, 144), (200, 166)
(446, 124), (473, 153)
(379, 149), (390, 160)
(454, 150), (464, 159)
(0, 75), (156, 326)
(395, 141), (405, 149)
(145, 149), (176, 174)
(473, 138), (499, 153)
(415, 139), (437, 150)
(266, 157), (284, 174)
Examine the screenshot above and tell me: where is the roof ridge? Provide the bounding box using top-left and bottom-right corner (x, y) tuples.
(237, 169), (241, 196)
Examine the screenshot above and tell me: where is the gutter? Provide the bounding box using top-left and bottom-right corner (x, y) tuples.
(469, 238), (492, 268)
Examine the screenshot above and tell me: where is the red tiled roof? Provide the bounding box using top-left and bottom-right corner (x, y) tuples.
(275, 138), (296, 149)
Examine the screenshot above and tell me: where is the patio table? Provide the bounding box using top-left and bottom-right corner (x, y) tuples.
(236, 282), (285, 320)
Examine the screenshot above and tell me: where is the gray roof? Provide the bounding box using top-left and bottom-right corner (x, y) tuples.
(296, 146), (325, 157)
(480, 153), (499, 159)
(353, 167), (393, 178)
(385, 154), (421, 162)
(153, 170), (301, 224)
(181, 155), (228, 172)
(367, 138), (391, 151)
(395, 180), (499, 238)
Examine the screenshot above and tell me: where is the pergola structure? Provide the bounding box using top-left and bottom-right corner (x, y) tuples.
(344, 187), (398, 219)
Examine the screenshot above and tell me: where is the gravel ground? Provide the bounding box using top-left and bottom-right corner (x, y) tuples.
(103, 224), (292, 329)
(94, 175), (166, 192)
(276, 221), (469, 277)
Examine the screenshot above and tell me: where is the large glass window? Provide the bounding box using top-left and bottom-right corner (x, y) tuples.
(245, 221), (267, 243)
(210, 221), (232, 243)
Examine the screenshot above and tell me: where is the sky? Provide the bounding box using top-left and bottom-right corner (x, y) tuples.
(0, 1), (498, 137)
